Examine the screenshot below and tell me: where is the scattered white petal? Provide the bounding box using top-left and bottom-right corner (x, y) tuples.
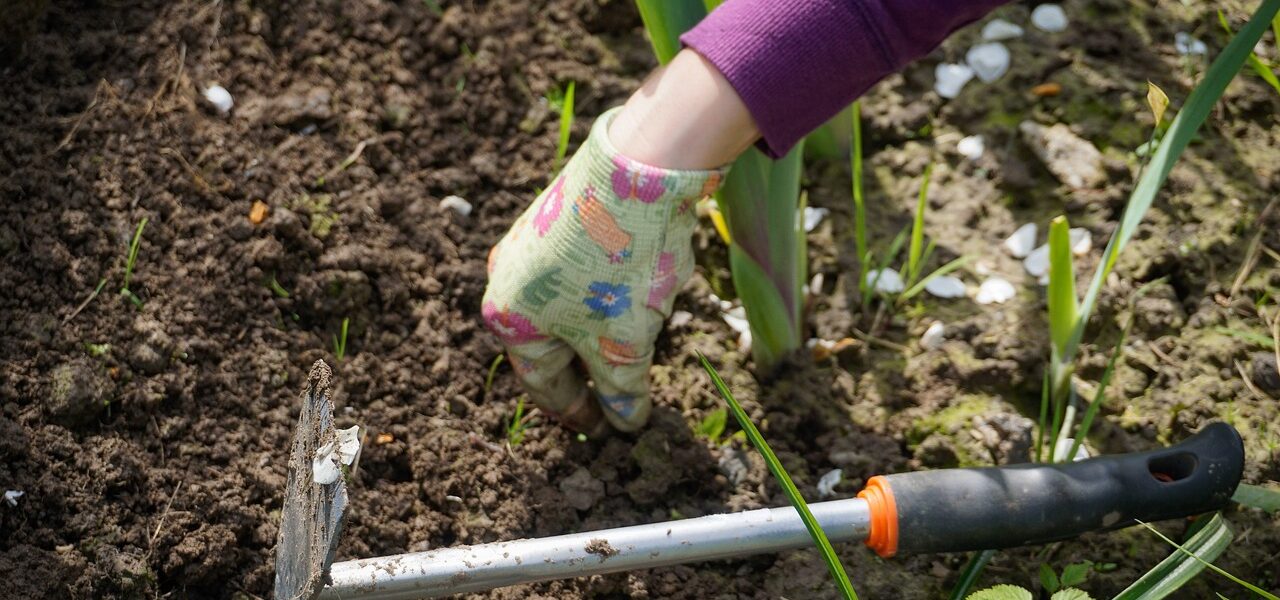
(312, 441), (341, 485)
(1023, 244), (1050, 278)
(974, 260), (994, 276)
(982, 18), (1024, 41)
(1054, 437), (1091, 462)
(203, 85), (234, 114)
(1004, 223), (1037, 258)
(721, 306), (752, 353)
(440, 195), (472, 217)
(866, 268), (905, 293)
(934, 63), (975, 99)
(921, 321), (946, 350)
(1031, 4), (1068, 32)
(669, 310), (693, 328)
(445, 495), (464, 503)
(975, 277), (1016, 304)
(957, 135), (985, 160)
(1069, 227), (1092, 255)
(808, 272), (825, 297)
(3, 490), (23, 507)
(925, 275), (967, 298)
(1175, 32), (1208, 56)
(1038, 273), (1050, 286)
(817, 469), (843, 499)
(966, 42), (1011, 83)
(803, 207), (829, 233)
(336, 425), (361, 465)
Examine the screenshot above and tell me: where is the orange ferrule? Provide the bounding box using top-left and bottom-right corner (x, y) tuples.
(858, 475), (899, 558)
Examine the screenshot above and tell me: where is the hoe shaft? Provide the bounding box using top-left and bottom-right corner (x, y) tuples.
(320, 498), (872, 599)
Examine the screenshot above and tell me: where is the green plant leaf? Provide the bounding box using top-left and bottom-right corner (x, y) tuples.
(729, 243), (801, 371)
(1215, 326), (1276, 349)
(1232, 483), (1280, 513)
(969, 585), (1033, 600)
(1134, 517), (1278, 600)
(1219, 10), (1280, 96)
(1061, 562), (1094, 588)
(1041, 563), (1062, 593)
(851, 101), (868, 296)
(1146, 82), (1169, 127)
(1068, 0), (1280, 364)
(696, 407), (727, 442)
(950, 550), (998, 600)
(698, 353), (858, 600)
(1047, 216), (1079, 357)
(633, 0), (706, 64)
(1112, 513), (1234, 600)
(553, 81), (575, 171)
(1053, 589), (1096, 600)
(900, 255), (974, 301)
(905, 164), (933, 286)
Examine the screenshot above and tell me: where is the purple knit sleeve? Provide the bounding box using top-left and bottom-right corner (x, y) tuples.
(681, 0), (1010, 158)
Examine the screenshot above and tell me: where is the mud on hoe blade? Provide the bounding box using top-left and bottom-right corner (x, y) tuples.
(273, 363), (1244, 600)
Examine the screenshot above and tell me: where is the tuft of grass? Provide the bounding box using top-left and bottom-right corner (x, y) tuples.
(904, 164), (934, 288)
(332, 317), (349, 362)
(698, 352), (858, 600)
(120, 217), (148, 307)
(694, 407), (727, 443)
(1232, 483), (1280, 513)
(1127, 515), (1278, 600)
(551, 81), (576, 171)
(507, 396), (533, 446)
(267, 275), (290, 298)
(484, 353), (505, 393)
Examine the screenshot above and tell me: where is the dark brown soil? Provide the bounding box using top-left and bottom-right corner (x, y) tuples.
(1, 0), (1276, 599)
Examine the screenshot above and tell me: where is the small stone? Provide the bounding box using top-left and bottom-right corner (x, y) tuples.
(975, 277), (1016, 304)
(1023, 244), (1050, 278)
(925, 276), (967, 298)
(718, 448), (752, 487)
(203, 85), (233, 114)
(440, 195), (472, 217)
(921, 321), (945, 350)
(981, 18), (1024, 41)
(48, 360), (107, 426)
(1019, 121), (1106, 189)
(934, 63), (975, 99)
(560, 467), (605, 511)
(966, 42), (1011, 83)
(1004, 223), (1037, 258)
(1251, 353), (1280, 393)
(817, 469), (842, 499)
(1175, 32), (1208, 56)
(957, 135), (985, 160)
(866, 268), (905, 294)
(1031, 4), (1068, 32)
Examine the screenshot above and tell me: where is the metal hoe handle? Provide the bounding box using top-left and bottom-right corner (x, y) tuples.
(319, 499), (872, 600)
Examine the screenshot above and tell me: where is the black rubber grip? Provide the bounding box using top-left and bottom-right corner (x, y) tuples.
(884, 422), (1244, 555)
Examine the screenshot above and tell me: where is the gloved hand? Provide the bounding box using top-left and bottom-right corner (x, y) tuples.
(482, 108), (726, 434)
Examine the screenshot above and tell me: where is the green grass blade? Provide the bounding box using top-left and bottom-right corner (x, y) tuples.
(863, 225), (909, 305)
(553, 81), (575, 171)
(1067, 317), (1129, 460)
(634, 0), (706, 64)
(906, 164), (933, 286)
(1232, 483), (1280, 513)
(1135, 517), (1278, 600)
(1112, 514), (1234, 600)
(900, 255), (974, 301)
(1036, 369), (1050, 463)
(1215, 326), (1276, 348)
(122, 217), (149, 291)
(1219, 10), (1280, 96)
(1068, 0), (1280, 362)
(698, 352), (858, 600)
(1048, 216), (1079, 356)
(950, 549), (998, 600)
(851, 101), (868, 295)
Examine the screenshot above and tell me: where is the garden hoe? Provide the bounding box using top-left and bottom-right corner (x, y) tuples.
(274, 361), (1244, 600)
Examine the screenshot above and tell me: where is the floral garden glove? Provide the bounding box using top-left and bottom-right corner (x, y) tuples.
(482, 108), (727, 434)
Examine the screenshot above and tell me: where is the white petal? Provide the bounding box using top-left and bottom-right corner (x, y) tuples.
(1031, 4), (1068, 32)
(803, 207), (829, 232)
(817, 469), (843, 499)
(336, 425), (362, 465)
(3, 490), (23, 507)
(1175, 32), (1207, 55)
(924, 275), (967, 298)
(1069, 227), (1092, 255)
(981, 18), (1024, 41)
(934, 63), (975, 99)
(722, 307), (750, 334)
(669, 310), (693, 328)
(312, 440), (342, 485)
(966, 43), (1011, 83)
(975, 277), (1016, 304)
(866, 268), (905, 293)
(921, 321), (945, 350)
(203, 85), (233, 114)
(1004, 223), (1037, 258)
(1054, 437), (1091, 462)
(1023, 244), (1050, 278)
(957, 135), (985, 160)
(1038, 273), (1050, 286)
(440, 195), (472, 216)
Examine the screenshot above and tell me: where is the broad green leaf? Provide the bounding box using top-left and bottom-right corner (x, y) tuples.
(695, 407), (727, 442)
(969, 585), (1033, 600)
(1068, 0), (1280, 363)
(1053, 589), (1096, 600)
(1232, 483), (1280, 513)
(1135, 517), (1278, 600)
(1146, 82), (1169, 126)
(1113, 513), (1233, 600)
(1061, 562), (1094, 588)
(634, 0), (705, 64)
(1041, 563), (1062, 593)
(950, 550), (998, 600)
(729, 243), (800, 370)
(698, 353), (858, 600)
(1047, 216), (1079, 357)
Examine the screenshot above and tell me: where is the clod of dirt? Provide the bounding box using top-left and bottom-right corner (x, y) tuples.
(47, 359), (108, 426)
(1250, 353), (1280, 393)
(240, 85), (333, 128)
(625, 430), (680, 504)
(583, 538), (618, 561)
(129, 317), (173, 375)
(559, 467), (604, 511)
(1019, 121), (1106, 189)
(972, 412), (1035, 464)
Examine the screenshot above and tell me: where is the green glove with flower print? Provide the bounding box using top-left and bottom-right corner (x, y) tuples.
(482, 108), (727, 434)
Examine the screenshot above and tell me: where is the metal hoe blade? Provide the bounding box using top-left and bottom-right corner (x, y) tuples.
(274, 361), (350, 600)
